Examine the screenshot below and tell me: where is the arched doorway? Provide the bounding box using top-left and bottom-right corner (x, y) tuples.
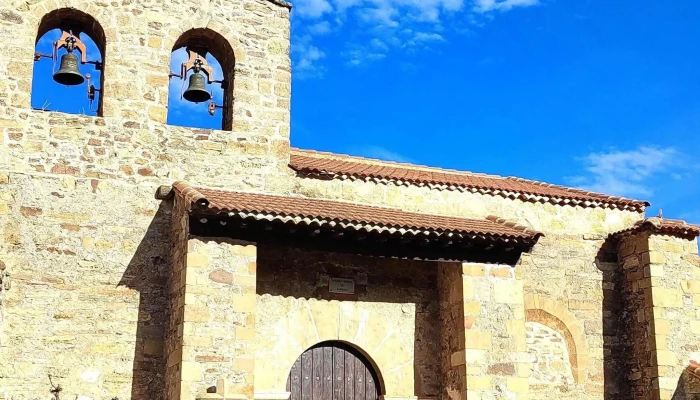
(286, 341), (381, 400)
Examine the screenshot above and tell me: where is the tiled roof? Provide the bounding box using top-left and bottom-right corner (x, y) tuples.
(172, 182), (543, 244)
(290, 149), (649, 212)
(611, 217), (700, 238)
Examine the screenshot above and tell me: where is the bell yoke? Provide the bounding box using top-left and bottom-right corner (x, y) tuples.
(34, 29), (103, 106)
(169, 47), (227, 115)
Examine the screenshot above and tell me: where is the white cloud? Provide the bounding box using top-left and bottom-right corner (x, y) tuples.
(474, 0), (539, 13)
(291, 0), (539, 76)
(292, 35), (327, 78)
(567, 146), (683, 198)
(309, 21), (333, 35)
(345, 50), (386, 66)
(370, 38), (389, 51)
(355, 145), (415, 163)
(295, 0), (333, 18)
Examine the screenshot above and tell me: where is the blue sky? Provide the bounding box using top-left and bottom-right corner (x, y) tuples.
(32, 1), (700, 222)
(289, 0), (700, 222)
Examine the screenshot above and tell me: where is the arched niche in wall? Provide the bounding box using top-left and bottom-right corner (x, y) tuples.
(32, 8), (106, 116)
(168, 28), (235, 131)
(524, 294), (589, 384)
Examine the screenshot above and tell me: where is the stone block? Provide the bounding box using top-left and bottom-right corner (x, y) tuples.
(682, 280), (700, 294)
(654, 319), (671, 335)
(494, 280), (523, 304)
(506, 377), (528, 393)
(462, 264), (485, 277)
(182, 361), (203, 381)
(569, 300), (597, 310)
(644, 264), (664, 278)
(489, 266), (513, 279)
(184, 306), (210, 322)
(465, 331), (492, 350)
(466, 376), (491, 390)
(652, 288), (683, 308)
(642, 251), (666, 265)
(450, 350), (465, 366)
(463, 301), (481, 316)
(233, 294), (257, 313)
(232, 244), (257, 257)
(486, 363), (515, 376)
(235, 326), (256, 341)
(691, 321), (700, 335)
(465, 349), (487, 365)
(654, 351), (677, 366)
(187, 253), (210, 268)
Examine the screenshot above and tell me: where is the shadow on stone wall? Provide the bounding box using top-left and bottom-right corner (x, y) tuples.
(671, 366), (700, 399)
(594, 239), (628, 399)
(597, 239), (631, 400)
(256, 245), (440, 399)
(118, 202), (172, 400)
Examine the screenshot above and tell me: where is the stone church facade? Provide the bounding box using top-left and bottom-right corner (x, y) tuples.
(1, 1), (700, 400)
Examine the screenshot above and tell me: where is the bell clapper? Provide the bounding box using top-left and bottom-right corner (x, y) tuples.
(208, 100), (223, 116)
(85, 73), (102, 111)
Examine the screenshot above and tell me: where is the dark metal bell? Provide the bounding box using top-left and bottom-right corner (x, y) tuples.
(183, 72), (211, 103)
(53, 52), (85, 86)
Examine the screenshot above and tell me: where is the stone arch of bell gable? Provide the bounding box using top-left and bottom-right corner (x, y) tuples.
(9, 0), (111, 110)
(167, 23), (241, 131)
(524, 294), (589, 383)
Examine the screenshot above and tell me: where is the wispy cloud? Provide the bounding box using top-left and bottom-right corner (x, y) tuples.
(296, 0), (333, 17)
(354, 145), (416, 163)
(473, 0), (539, 13)
(567, 146), (684, 198)
(292, 35), (327, 78)
(291, 0), (540, 74)
(308, 21), (334, 35)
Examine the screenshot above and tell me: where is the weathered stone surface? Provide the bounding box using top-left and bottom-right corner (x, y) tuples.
(2, 2), (696, 400)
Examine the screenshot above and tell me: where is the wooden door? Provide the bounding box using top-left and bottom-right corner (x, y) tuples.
(286, 342), (380, 400)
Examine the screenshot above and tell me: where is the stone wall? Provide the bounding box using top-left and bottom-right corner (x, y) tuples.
(0, 173), (171, 400)
(254, 246), (440, 400)
(176, 237), (258, 400)
(646, 234), (700, 400)
(0, 0), (290, 398)
(0, 0), (293, 192)
(1, 0), (291, 135)
(164, 195), (190, 400)
(616, 232), (654, 400)
(293, 176), (642, 236)
(437, 262), (465, 400)
(615, 230), (700, 400)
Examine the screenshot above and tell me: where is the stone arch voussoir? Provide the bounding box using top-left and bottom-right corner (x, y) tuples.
(524, 294), (589, 383)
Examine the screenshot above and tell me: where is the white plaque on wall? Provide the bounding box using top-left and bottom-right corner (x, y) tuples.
(329, 278), (355, 294)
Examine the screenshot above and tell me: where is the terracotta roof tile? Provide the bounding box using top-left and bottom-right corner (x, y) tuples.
(611, 217), (700, 238)
(172, 182), (542, 244)
(290, 148), (649, 211)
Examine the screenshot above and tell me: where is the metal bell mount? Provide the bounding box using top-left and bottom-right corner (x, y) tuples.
(33, 29), (104, 109)
(169, 47), (226, 114)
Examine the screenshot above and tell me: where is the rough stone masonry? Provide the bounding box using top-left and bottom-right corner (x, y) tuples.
(1, 1), (700, 400)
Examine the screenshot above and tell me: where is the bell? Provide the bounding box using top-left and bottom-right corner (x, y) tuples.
(183, 72), (211, 103)
(53, 52), (85, 86)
